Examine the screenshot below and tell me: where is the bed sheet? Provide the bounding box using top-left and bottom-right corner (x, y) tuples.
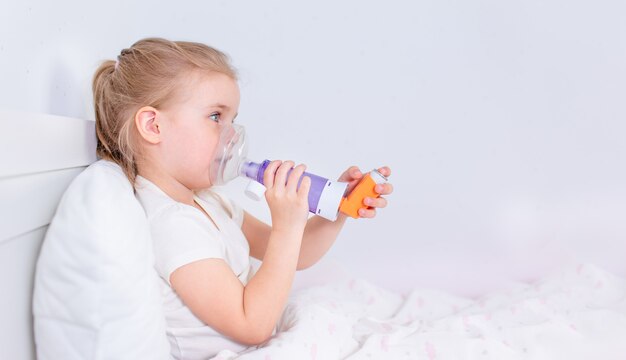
(211, 263), (626, 359)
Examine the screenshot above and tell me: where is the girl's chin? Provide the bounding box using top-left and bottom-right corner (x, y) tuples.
(190, 176), (213, 191)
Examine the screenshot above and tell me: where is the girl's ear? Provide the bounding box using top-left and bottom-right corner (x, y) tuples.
(135, 106), (161, 144)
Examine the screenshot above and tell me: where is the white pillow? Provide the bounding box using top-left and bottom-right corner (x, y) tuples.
(33, 159), (171, 359)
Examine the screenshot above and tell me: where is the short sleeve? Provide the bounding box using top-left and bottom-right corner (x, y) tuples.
(149, 205), (226, 286)
(196, 189), (245, 228)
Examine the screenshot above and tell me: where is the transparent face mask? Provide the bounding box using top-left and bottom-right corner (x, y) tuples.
(209, 123), (248, 186)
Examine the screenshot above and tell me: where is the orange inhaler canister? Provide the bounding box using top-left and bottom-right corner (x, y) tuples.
(339, 169), (389, 218)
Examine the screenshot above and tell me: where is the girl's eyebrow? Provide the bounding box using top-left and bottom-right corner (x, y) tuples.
(206, 103), (230, 110)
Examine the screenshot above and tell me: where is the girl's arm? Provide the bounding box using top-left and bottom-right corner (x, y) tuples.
(244, 166), (392, 270)
(171, 160), (311, 346)
(170, 226), (303, 345)
(243, 211), (347, 270)
(296, 165), (392, 268)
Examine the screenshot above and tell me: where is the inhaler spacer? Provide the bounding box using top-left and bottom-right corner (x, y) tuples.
(209, 123), (388, 221)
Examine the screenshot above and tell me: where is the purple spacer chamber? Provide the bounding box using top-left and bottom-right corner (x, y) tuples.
(240, 159), (333, 215)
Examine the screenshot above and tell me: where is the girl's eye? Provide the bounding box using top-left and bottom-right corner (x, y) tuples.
(209, 112), (221, 123)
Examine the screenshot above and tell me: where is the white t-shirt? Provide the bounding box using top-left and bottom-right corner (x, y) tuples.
(134, 175), (254, 360)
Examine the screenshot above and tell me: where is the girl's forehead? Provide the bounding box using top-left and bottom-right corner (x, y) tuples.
(177, 71), (240, 108)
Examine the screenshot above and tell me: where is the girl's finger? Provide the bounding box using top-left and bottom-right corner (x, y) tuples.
(286, 164), (306, 193)
(298, 175), (311, 200)
(378, 166), (391, 177)
(375, 183), (394, 195)
(274, 160), (295, 190)
(349, 166), (362, 179)
(358, 208), (376, 218)
(263, 160), (282, 189)
(364, 196), (387, 209)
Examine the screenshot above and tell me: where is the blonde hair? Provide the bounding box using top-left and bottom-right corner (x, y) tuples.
(92, 37), (237, 186)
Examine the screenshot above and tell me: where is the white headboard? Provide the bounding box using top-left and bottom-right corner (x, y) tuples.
(0, 111), (96, 359)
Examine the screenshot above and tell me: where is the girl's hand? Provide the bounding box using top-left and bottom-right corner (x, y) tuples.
(264, 160), (311, 234)
(337, 165), (393, 219)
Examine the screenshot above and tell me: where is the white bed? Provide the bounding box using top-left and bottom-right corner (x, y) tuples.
(2, 111), (626, 360)
(221, 262), (626, 359)
(0, 111), (96, 359)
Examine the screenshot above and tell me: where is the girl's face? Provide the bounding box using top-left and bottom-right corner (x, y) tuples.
(159, 71), (240, 190)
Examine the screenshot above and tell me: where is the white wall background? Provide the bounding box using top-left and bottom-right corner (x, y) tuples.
(1, 0), (625, 297)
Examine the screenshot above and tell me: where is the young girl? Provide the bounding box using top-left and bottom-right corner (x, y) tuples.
(92, 37), (393, 359)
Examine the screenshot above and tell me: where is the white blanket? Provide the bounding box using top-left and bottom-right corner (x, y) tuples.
(211, 263), (626, 359)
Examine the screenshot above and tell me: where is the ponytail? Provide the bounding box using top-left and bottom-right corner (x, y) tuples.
(92, 59), (138, 185)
